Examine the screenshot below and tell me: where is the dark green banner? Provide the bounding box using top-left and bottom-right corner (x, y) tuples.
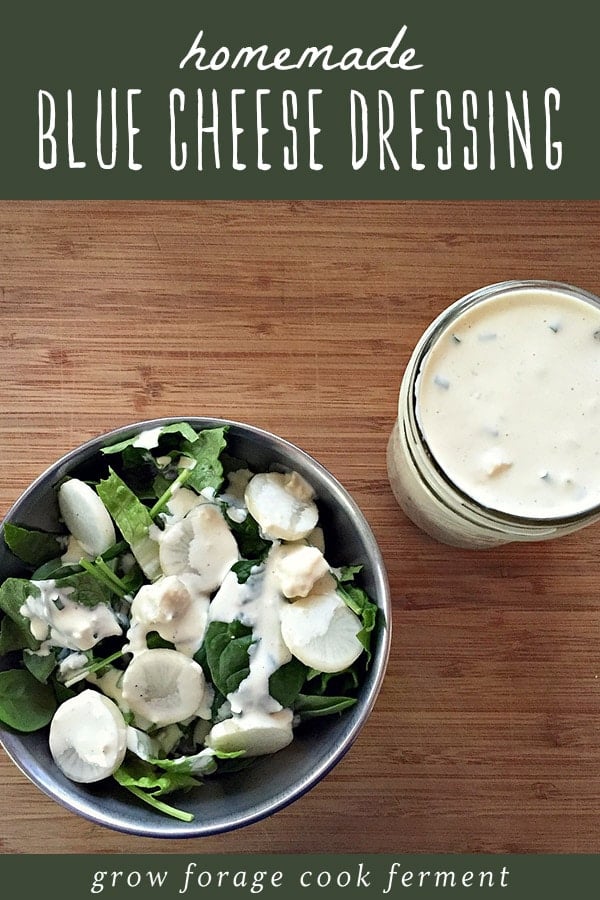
(1, 0), (598, 198)
(0, 853), (599, 897)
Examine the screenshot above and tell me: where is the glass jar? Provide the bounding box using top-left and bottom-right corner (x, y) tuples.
(387, 279), (600, 548)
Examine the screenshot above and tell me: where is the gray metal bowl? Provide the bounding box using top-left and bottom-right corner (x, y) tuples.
(0, 417), (391, 839)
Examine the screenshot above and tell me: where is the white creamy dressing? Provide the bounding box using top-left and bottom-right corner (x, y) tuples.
(125, 573), (210, 657)
(416, 287), (600, 518)
(208, 545), (292, 717)
(273, 543), (330, 598)
(132, 426), (165, 450)
(20, 580), (122, 655)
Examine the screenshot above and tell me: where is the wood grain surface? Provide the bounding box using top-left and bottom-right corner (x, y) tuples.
(2, 200), (600, 855)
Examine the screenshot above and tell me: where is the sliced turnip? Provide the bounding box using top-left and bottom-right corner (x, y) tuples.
(121, 648), (206, 727)
(158, 504), (239, 591)
(244, 471), (318, 541)
(58, 478), (116, 557)
(205, 710), (293, 757)
(280, 579), (363, 673)
(49, 689), (127, 783)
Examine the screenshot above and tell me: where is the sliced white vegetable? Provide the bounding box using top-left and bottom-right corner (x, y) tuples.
(126, 574), (210, 657)
(280, 579), (363, 673)
(205, 710), (293, 757)
(158, 504), (239, 591)
(49, 689), (127, 784)
(244, 471), (318, 541)
(163, 487), (205, 522)
(58, 478), (116, 557)
(273, 543), (330, 599)
(121, 648), (206, 727)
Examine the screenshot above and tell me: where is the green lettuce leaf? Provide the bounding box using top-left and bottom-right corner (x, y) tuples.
(96, 469), (160, 579)
(181, 426), (228, 493)
(101, 422), (199, 456)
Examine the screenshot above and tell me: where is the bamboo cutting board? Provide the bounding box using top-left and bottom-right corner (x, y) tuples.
(2, 200), (600, 854)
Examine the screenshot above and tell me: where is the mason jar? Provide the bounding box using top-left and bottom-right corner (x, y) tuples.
(387, 279), (600, 548)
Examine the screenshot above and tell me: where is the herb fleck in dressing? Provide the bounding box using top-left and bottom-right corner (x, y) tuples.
(416, 287), (600, 518)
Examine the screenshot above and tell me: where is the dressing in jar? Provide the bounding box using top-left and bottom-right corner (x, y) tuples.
(387, 280), (600, 548)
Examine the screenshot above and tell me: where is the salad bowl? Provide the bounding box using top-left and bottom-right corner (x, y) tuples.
(0, 417), (391, 838)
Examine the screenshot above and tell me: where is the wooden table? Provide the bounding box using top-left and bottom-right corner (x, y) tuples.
(2, 200), (600, 855)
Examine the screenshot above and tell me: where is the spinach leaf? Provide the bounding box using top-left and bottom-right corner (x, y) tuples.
(112, 447), (164, 500)
(305, 666), (360, 697)
(54, 570), (114, 608)
(148, 747), (241, 777)
(116, 757), (201, 796)
(203, 620), (253, 697)
(3, 523), (64, 568)
(23, 650), (57, 684)
(51, 675), (77, 705)
(0, 579), (41, 651)
(336, 580), (379, 664)
(0, 669), (57, 731)
(337, 565), (363, 583)
(230, 559), (263, 585)
(96, 469), (160, 580)
(146, 631), (176, 651)
(114, 760), (196, 822)
(212, 755), (256, 775)
(269, 657), (308, 708)
(181, 426), (228, 494)
(149, 754), (217, 778)
(224, 509), (271, 561)
(31, 558), (75, 580)
(0, 615), (30, 654)
(293, 693), (357, 720)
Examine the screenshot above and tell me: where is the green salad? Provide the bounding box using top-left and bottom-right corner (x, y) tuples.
(0, 423), (380, 821)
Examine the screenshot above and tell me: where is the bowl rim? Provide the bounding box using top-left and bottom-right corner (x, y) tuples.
(0, 416), (392, 838)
